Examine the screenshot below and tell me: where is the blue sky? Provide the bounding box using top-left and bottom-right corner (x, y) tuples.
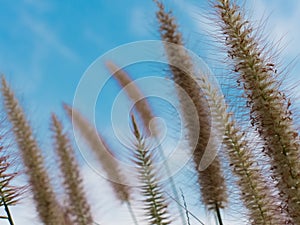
(0, 0), (154, 119)
(1, 0), (299, 123)
(1, 0), (300, 224)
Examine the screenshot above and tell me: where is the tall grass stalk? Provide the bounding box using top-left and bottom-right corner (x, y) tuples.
(64, 104), (130, 203)
(64, 105), (141, 224)
(154, 0), (228, 219)
(196, 73), (285, 224)
(0, 145), (23, 225)
(51, 114), (94, 225)
(106, 61), (154, 136)
(1, 1), (299, 224)
(1, 76), (65, 225)
(106, 61), (186, 224)
(131, 115), (171, 225)
(214, 0), (300, 223)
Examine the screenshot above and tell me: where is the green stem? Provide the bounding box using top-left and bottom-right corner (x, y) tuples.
(180, 189), (191, 225)
(156, 140), (186, 225)
(126, 201), (139, 225)
(2, 197), (14, 225)
(215, 203), (223, 225)
(165, 191), (205, 225)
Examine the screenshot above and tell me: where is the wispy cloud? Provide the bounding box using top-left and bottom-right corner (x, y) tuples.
(0, 4), (80, 95)
(129, 6), (151, 37)
(249, 0), (300, 57)
(21, 13), (79, 61)
(23, 0), (53, 13)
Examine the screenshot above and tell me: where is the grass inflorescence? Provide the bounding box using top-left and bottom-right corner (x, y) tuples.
(0, 1), (299, 225)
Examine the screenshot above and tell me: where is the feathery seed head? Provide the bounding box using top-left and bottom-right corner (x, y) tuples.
(154, 1), (228, 211)
(63, 104), (130, 203)
(51, 114), (93, 225)
(1, 76), (65, 225)
(131, 115), (171, 225)
(214, 0), (300, 222)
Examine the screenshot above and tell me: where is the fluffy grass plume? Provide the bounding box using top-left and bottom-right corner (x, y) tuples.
(131, 115), (171, 225)
(214, 0), (300, 223)
(106, 61), (154, 136)
(63, 104), (130, 203)
(106, 61), (189, 224)
(51, 114), (93, 225)
(154, 0), (228, 213)
(1, 76), (65, 225)
(197, 74), (285, 224)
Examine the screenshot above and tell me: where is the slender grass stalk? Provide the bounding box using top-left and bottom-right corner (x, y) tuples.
(154, 0), (227, 218)
(51, 114), (94, 225)
(64, 105), (141, 224)
(0, 147), (22, 225)
(131, 115), (171, 225)
(215, 204), (223, 225)
(106, 61), (154, 136)
(1, 76), (65, 225)
(0, 155), (21, 225)
(179, 189), (191, 225)
(214, 0), (300, 223)
(106, 61), (186, 224)
(63, 104), (130, 203)
(3, 199), (14, 225)
(126, 201), (139, 225)
(165, 191), (205, 225)
(196, 74), (285, 224)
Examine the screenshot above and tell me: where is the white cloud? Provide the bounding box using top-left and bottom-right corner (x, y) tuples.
(249, 0), (300, 58)
(21, 13), (79, 61)
(129, 7), (151, 37)
(84, 28), (107, 50)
